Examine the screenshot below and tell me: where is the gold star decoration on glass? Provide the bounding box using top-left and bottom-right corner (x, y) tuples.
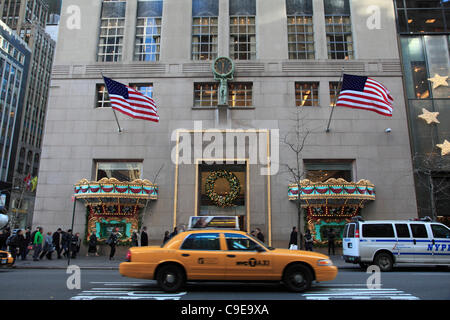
(418, 108), (440, 125)
(436, 140), (450, 156)
(428, 74), (449, 90)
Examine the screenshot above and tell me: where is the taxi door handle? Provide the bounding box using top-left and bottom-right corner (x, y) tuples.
(227, 254), (236, 258)
(182, 254), (190, 257)
(413, 239), (416, 245)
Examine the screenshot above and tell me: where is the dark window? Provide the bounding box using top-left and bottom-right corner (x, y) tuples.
(395, 224), (411, 238)
(324, 0), (350, 15)
(193, 0), (218, 16)
(348, 223), (355, 238)
(225, 233), (262, 251)
(431, 224), (450, 238)
(286, 0), (313, 15)
(362, 224), (395, 238)
(181, 233), (221, 250)
(410, 224), (429, 238)
(229, 0), (256, 16)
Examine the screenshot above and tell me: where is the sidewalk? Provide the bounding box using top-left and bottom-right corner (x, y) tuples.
(11, 254), (356, 270)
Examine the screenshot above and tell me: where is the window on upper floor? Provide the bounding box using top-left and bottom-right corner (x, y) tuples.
(295, 82), (319, 107)
(286, 0), (314, 60)
(130, 83), (154, 99)
(95, 84), (111, 108)
(194, 82), (218, 107)
(229, 0), (256, 60)
(135, 0), (163, 62)
(324, 0), (353, 60)
(395, 0), (449, 33)
(96, 161), (143, 182)
(229, 82), (253, 107)
(304, 159), (354, 182)
(97, 0), (126, 62)
(192, 0), (218, 61)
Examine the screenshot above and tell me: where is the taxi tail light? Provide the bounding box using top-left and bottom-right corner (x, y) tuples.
(126, 250), (131, 262)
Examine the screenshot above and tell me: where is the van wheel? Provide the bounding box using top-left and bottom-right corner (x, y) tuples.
(156, 264), (185, 293)
(283, 264), (312, 292)
(374, 252), (393, 272)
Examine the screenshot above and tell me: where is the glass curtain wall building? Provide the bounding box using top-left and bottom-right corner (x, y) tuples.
(394, 0), (450, 224)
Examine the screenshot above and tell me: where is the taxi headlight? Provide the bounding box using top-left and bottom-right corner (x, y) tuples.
(317, 259), (332, 266)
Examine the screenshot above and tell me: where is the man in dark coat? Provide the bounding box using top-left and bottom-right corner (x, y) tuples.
(62, 229), (71, 258)
(327, 228), (336, 256)
(289, 226), (298, 249)
(52, 228), (62, 259)
(140, 227), (148, 246)
(255, 228), (265, 243)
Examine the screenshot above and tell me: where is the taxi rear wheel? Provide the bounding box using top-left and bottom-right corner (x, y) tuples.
(283, 264), (312, 292)
(156, 264), (186, 293)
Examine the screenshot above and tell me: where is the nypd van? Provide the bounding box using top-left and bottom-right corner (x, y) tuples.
(342, 217), (450, 271)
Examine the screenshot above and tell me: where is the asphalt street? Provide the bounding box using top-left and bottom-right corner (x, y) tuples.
(0, 267), (448, 300)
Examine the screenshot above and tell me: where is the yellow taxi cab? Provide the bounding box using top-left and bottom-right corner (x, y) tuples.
(119, 217), (338, 292)
(0, 250), (14, 268)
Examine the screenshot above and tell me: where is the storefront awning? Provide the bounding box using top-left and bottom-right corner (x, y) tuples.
(288, 178), (375, 208)
(74, 177), (158, 207)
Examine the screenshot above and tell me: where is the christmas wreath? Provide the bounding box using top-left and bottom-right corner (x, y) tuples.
(205, 170), (241, 207)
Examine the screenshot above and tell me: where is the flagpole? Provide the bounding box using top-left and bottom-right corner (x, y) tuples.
(101, 72), (123, 133)
(326, 68), (345, 133)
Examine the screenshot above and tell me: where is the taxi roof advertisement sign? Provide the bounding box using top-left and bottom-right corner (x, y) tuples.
(188, 216), (239, 230)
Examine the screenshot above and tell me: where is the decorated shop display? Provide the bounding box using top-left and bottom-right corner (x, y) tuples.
(289, 178), (375, 245)
(74, 178), (158, 244)
(205, 170), (241, 208)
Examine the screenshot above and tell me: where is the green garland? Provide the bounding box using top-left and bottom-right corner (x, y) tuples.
(205, 170), (241, 207)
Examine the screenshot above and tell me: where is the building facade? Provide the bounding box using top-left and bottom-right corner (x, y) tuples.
(394, 0), (450, 226)
(0, 19), (30, 217)
(34, 0), (417, 249)
(0, 0), (55, 228)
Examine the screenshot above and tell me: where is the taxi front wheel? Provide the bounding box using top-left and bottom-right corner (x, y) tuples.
(283, 264), (312, 292)
(156, 264), (186, 293)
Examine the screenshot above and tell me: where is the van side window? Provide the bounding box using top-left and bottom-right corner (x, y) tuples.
(362, 224), (394, 238)
(343, 224), (349, 238)
(431, 224), (450, 239)
(410, 224), (428, 238)
(348, 224), (355, 238)
(395, 224), (411, 238)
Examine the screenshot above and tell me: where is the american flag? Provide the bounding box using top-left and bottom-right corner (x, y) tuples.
(336, 74), (394, 117)
(103, 76), (159, 123)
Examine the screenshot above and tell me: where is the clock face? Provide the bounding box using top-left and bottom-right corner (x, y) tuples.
(214, 57), (233, 76)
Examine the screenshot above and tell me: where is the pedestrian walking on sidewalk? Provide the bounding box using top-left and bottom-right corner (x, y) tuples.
(289, 227), (298, 250)
(40, 232), (54, 260)
(52, 228), (62, 259)
(87, 229), (99, 256)
(70, 232), (80, 259)
(107, 228), (120, 260)
(24, 228), (31, 259)
(131, 230), (139, 247)
(32, 227), (43, 261)
(163, 231), (170, 245)
(17, 229), (27, 260)
(0, 229), (8, 250)
(61, 230), (71, 258)
(140, 227), (148, 246)
(304, 229), (314, 251)
(255, 228), (265, 243)
(327, 228), (336, 256)
(169, 227), (178, 239)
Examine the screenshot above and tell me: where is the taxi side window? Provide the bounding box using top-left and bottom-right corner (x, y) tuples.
(410, 224), (428, 238)
(431, 225), (450, 239)
(225, 233), (261, 251)
(180, 233), (221, 250)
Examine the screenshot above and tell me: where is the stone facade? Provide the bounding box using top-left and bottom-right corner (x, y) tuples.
(34, 0), (417, 249)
